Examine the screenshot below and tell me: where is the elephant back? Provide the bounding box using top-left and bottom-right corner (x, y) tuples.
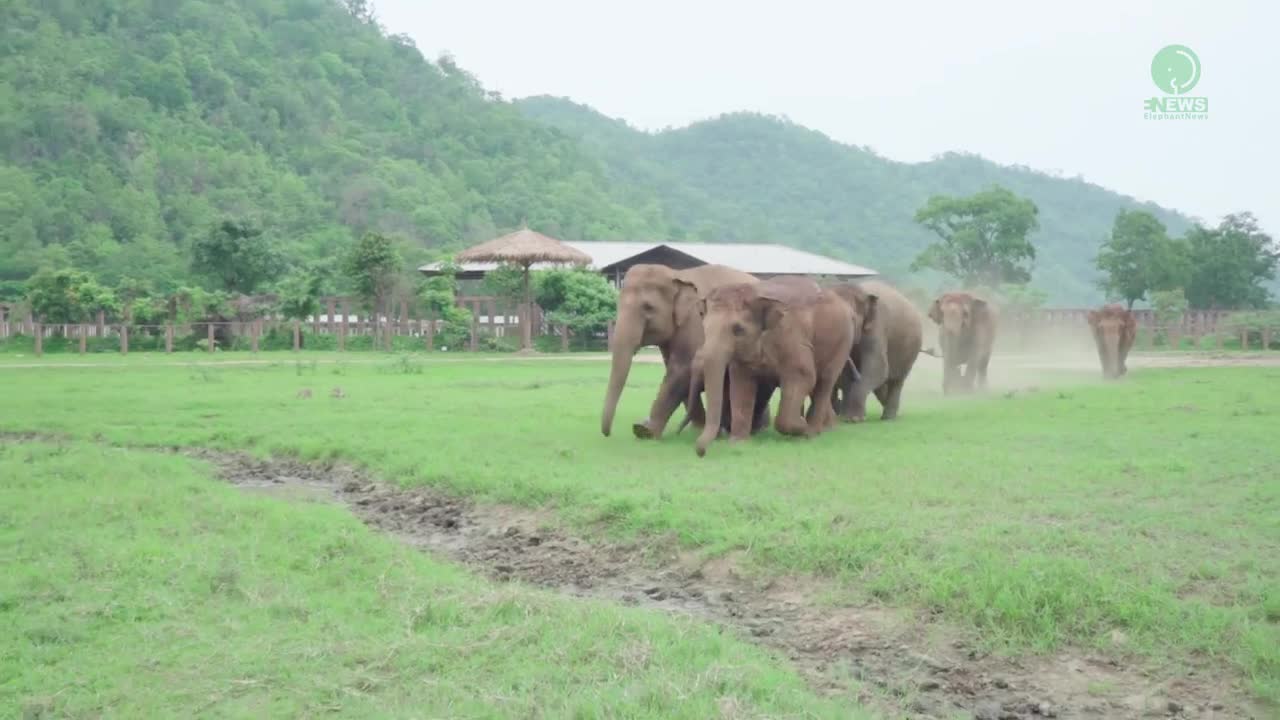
(675, 264), (758, 299)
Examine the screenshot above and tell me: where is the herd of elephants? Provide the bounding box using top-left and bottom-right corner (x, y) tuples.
(598, 263), (1139, 457)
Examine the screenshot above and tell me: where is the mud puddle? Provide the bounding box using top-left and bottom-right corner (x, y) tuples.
(178, 448), (1264, 720)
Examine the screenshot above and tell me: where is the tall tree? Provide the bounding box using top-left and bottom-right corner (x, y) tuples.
(1184, 212), (1278, 310)
(345, 231), (403, 326)
(1095, 210), (1190, 308)
(910, 186), (1040, 287)
(191, 221), (283, 295)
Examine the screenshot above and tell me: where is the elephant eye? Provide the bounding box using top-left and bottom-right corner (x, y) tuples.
(641, 301), (655, 313)
(732, 323), (746, 336)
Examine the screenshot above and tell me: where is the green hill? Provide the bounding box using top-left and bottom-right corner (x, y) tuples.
(1, 0), (1197, 305)
(0, 0), (661, 292)
(516, 96), (1195, 304)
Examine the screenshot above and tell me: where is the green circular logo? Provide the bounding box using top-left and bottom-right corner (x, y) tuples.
(1151, 45), (1200, 95)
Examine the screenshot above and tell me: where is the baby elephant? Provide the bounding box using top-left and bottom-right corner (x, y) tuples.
(693, 277), (855, 457)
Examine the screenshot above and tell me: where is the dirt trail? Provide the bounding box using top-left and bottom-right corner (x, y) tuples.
(189, 449), (1260, 720)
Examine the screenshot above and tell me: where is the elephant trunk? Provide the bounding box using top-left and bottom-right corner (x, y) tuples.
(695, 348), (730, 457)
(601, 315), (643, 436)
(1103, 331), (1120, 378)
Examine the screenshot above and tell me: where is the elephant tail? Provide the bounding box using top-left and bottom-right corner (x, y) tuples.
(919, 346), (942, 358)
(845, 356), (861, 383)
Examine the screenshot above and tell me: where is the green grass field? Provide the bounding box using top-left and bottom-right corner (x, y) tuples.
(3, 351), (1279, 715)
(1, 441), (861, 719)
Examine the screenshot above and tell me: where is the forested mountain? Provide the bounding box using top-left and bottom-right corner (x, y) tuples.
(1, 0), (1196, 305)
(516, 96), (1196, 304)
(0, 0), (662, 294)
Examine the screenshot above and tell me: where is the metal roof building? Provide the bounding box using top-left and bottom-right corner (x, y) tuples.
(418, 241), (876, 283)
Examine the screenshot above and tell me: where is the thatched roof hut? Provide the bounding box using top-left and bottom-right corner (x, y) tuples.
(455, 228), (590, 350)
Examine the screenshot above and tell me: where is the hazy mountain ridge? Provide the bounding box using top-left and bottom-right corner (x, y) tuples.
(516, 95), (1195, 304)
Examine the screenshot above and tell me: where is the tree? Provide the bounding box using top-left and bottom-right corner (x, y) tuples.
(481, 263), (527, 309)
(191, 221), (283, 295)
(1095, 210), (1191, 308)
(1150, 288), (1189, 345)
(1184, 212), (1278, 310)
(345, 232), (402, 347)
(25, 268), (118, 324)
(275, 266), (330, 322)
(416, 260), (472, 349)
(910, 186), (1040, 287)
(535, 269), (617, 334)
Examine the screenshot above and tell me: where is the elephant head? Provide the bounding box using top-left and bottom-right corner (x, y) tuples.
(830, 283), (879, 348)
(1088, 304), (1136, 379)
(694, 278), (820, 456)
(928, 292), (990, 359)
(600, 264), (704, 436)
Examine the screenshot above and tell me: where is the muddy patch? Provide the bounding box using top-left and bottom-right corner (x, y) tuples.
(183, 449), (1261, 720)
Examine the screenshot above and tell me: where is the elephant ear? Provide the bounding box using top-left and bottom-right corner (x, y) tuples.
(927, 299), (943, 325)
(752, 282), (814, 330)
(671, 277), (702, 323)
(747, 294), (785, 331)
(970, 297), (991, 324)
(861, 294), (880, 335)
(1122, 312), (1138, 342)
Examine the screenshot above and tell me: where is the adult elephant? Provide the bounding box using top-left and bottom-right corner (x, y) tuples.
(1088, 304), (1137, 379)
(828, 280), (924, 421)
(928, 292), (998, 394)
(693, 277), (855, 457)
(601, 263), (770, 440)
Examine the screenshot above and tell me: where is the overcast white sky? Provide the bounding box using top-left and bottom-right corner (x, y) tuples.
(376, 0), (1275, 235)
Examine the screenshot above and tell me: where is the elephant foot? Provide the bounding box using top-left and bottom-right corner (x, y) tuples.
(841, 412), (866, 423)
(631, 420), (661, 440)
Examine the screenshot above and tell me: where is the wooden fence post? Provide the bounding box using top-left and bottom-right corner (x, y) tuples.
(79, 325), (87, 354)
(469, 302), (478, 351)
(561, 324), (570, 352)
(341, 300), (350, 344)
(1264, 328), (1274, 351)
(293, 321), (301, 352)
(425, 314), (434, 351)
(1240, 329), (1248, 351)
(120, 325), (128, 355)
(34, 322), (43, 356)
(165, 324), (173, 353)
(251, 320), (260, 353)
(207, 323), (215, 353)
(96, 309), (105, 339)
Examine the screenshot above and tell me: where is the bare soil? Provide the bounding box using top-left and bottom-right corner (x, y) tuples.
(190, 449), (1263, 720)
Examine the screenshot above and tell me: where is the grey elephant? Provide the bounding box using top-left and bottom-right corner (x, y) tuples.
(927, 291), (998, 394)
(827, 279), (924, 421)
(601, 263), (771, 440)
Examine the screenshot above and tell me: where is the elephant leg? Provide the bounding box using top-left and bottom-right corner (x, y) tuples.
(633, 368), (689, 439)
(876, 378), (905, 420)
(942, 362), (960, 396)
(974, 354), (991, 391)
(751, 379), (777, 434)
(809, 368), (841, 432)
(774, 373), (816, 437)
(727, 363), (759, 442)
